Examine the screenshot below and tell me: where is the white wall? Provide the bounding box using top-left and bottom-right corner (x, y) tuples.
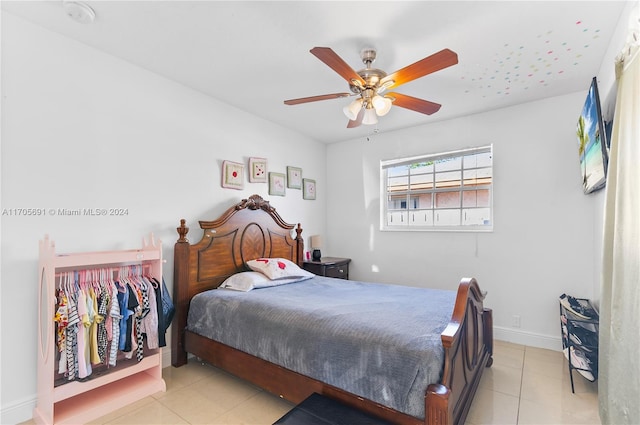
(0, 14), (326, 423)
(326, 93), (597, 350)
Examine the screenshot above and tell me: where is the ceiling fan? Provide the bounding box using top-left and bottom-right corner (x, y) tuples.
(284, 47), (458, 128)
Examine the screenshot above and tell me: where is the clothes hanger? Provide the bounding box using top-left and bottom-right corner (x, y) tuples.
(115, 267), (127, 293)
(108, 267), (117, 293)
(65, 271), (73, 296)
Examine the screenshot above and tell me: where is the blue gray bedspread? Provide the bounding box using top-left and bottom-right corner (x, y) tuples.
(187, 276), (456, 419)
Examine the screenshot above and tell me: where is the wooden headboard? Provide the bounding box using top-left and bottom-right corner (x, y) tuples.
(171, 194), (304, 366)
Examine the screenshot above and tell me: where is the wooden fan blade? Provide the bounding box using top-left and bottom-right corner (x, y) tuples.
(381, 49), (458, 90)
(284, 92), (351, 105)
(389, 92), (442, 115)
(347, 108), (364, 128)
(310, 47), (366, 86)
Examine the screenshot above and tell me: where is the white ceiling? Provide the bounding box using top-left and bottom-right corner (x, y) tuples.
(1, 1), (630, 144)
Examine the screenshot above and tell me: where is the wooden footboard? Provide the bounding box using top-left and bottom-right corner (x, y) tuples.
(426, 278), (493, 425)
(171, 195), (493, 425)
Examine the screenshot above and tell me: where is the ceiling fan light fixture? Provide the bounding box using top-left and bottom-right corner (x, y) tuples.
(362, 106), (378, 125)
(343, 98), (363, 120)
(372, 95), (392, 116)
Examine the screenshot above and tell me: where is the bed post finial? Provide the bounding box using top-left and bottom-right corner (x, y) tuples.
(177, 219), (189, 243)
(295, 223), (304, 266)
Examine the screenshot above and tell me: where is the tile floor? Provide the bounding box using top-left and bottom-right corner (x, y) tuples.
(22, 340), (601, 424)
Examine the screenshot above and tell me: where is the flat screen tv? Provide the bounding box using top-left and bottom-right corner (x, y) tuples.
(576, 77), (609, 194)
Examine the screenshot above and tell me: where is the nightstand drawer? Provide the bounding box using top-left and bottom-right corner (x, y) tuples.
(303, 257), (351, 280)
(324, 264), (349, 279)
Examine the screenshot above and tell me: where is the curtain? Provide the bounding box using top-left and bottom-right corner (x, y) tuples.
(599, 8), (640, 425)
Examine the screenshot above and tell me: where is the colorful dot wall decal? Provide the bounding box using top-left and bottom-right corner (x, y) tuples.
(459, 17), (604, 98)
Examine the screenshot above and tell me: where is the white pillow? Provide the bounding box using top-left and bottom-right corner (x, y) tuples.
(219, 271), (311, 292)
(219, 272), (271, 291)
(246, 258), (315, 280)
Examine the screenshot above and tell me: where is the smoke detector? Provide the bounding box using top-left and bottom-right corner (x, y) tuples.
(63, 1), (95, 24)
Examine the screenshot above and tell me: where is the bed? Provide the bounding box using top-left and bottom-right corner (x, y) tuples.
(171, 194), (493, 425)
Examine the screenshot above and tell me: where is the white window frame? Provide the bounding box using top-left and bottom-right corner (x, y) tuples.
(380, 145), (493, 232)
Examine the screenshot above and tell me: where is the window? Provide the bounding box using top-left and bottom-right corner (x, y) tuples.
(380, 145), (493, 231)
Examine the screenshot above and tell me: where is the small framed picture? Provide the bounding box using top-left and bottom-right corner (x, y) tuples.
(249, 157), (267, 183)
(269, 172), (286, 196)
(287, 166), (303, 189)
(221, 160), (244, 190)
(303, 178), (316, 200)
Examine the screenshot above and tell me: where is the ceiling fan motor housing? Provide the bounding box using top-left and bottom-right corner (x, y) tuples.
(350, 68), (387, 98)
(348, 48), (388, 95)
(348, 51), (386, 95)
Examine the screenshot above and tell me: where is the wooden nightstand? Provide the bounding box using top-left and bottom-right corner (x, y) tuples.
(303, 257), (351, 279)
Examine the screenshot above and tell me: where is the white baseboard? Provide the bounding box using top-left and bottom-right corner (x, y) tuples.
(494, 325), (563, 351)
(1, 394), (35, 425)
